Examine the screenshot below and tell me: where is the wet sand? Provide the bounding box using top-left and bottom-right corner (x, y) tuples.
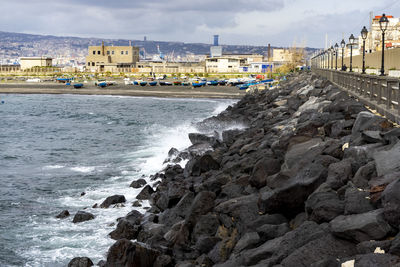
(0, 83), (245, 99)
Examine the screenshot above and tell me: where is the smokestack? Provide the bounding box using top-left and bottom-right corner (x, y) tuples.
(268, 43), (271, 61)
(213, 35), (219, 46)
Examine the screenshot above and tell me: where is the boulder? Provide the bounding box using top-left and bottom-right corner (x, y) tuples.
(233, 232), (260, 253)
(325, 159), (353, 190)
(186, 191), (216, 226)
(352, 161), (376, 188)
(68, 257), (94, 267)
(256, 223), (291, 242)
(222, 129), (243, 145)
(381, 178), (400, 226)
(330, 209), (393, 242)
(246, 213), (288, 231)
(73, 211), (95, 223)
(109, 218), (141, 240)
(351, 111), (390, 140)
(195, 236), (221, 254)
(105, 239), (160, 267)
(354, 253), (400, 267)
(357, 240), (392, 254)
(374, 142), (400, 177)
(136, 185), (154, 200)
(184, 154), (220, 177)
(130, 178), (147, 189)
(100, 195), (126, 208)
(344, 186), (374, 215)
(280, 234), (357, 267)
(390, 233), (400, 256)
(56, 210), (70, 219)
(153, 255), (173, 267)
(249, 158), (281, 188)
(188, 132), (218, 146)
(305, 191), (344, 223)
(192, 213), (219, 241)
(258, 163), (327, 217)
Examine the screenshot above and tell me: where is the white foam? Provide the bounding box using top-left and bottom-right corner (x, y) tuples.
(43, 165), (65, 170)
(69, 166), (96, 173)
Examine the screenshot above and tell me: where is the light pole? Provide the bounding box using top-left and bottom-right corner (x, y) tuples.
(334, 43), (339, 70)
(327, 49), (330, 69)
(361, 26), (368, 74)
(349, 34), (355, 72)
(330, 46), (334, 69)
(379, 13), (389, 76)
(341, 39), (345, 70)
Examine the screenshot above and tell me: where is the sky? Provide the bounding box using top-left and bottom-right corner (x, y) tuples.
(0, 0), (399, 48)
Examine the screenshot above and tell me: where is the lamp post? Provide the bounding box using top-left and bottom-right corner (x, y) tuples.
(379, 13), (389, 76)
(330, 46), (334, 69)
(361, 26), (368, 74)
(349, 34), (355, 72)
(334, 43), (339, 70)
(340, 39), (345, 70)
(327, 49), (330, 69)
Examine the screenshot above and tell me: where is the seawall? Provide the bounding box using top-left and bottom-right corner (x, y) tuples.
(68, 72), (400, 266)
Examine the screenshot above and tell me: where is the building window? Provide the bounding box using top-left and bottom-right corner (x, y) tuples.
(112, 51), (115, 55)
(107, 51), (110, 55)
(92, 62), (95, 66)
(93, 51), (96, 55)
(126, 51), (128, 55)
(98, 51), (101, 55)
(88, 62), (90, 66)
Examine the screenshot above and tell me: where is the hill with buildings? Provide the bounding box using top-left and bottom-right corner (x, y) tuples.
(0, 31), (317, 67)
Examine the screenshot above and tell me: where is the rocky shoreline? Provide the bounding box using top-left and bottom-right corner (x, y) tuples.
(68, 72), (400, 267)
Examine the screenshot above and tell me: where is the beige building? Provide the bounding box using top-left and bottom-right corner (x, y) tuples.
(272, 49), (293, 64)
(365, 15), (400, 53)
(19, 57), (53, 70)
(136, 61), (205, 74)
(85, 42), (139, 72)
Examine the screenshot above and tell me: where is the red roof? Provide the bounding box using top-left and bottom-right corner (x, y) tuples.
(375, 15), (394, 19)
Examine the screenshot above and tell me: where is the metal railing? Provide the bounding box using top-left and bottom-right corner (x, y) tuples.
(313, 68), (400, 124)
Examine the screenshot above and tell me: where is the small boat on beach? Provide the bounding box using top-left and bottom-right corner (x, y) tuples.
(237, 84), (249, 90)
(165, 82), (173, 86)
(149, 81), (158, 86)
(97, 81), (107, 88)
(159, 81), (166, 86)
(140, 81), (148, 86)
(73, 83), (84, 89)
(173, 81), (182, 86)
(182, 82), (190, 86)
(207, 80), (219, 86)
(133, 81), (139, 85)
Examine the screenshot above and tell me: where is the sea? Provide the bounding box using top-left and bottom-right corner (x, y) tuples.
(0, 94), (239, 267)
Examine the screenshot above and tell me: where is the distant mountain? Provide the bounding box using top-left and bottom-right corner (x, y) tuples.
(0, 31), (318, 63)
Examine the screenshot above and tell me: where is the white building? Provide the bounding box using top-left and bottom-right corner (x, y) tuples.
(239, 62), (274, 73)
(19, 57), (53, 70)
(205, 57), (240, 73)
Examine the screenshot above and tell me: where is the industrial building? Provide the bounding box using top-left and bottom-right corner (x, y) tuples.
(85, 42), (140, 72)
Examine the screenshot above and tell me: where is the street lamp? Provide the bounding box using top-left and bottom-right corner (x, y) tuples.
(361, 26), (368, 74)
(340, 39), (345, 70)
(379, 13), (389, 76)
(327, 49), (330, 69)
(334, 43), (339, 70)
(330, 46), (334, 69)
(349, 34), (355, 72)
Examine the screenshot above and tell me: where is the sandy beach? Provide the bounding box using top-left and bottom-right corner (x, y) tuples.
(0, 82), (245, 99)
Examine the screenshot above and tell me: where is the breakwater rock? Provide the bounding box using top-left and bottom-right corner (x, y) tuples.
(72, 72), (400, 266)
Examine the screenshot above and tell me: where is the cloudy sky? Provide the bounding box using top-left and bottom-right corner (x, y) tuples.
(0, 0), (399, 48)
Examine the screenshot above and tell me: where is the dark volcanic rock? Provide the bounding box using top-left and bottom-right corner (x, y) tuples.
(188, 132), (218, 146)
(381, 178), (400, 227)
(105, 239), (160, 267)
(352, 111), (390, 140)
(186, 191), (216, 226)
(258, 163), (327, 217)
(374, 142), (400, 177)
(100, 195), (126, 208)
(184, 154), (220, 177)
(280, 234), (357, 267)
(68, 257), (94, 267)
(130, 178), (147, 188)
(56, 210), (70, 219)
(354, 253), (400, 267)
(305, 191), (344, 223)
(249, 157), (281, 188)
(330, 209), (393, 242)
(256, 223), (291, 242)
(136, 185), (155, 200)
(344, 186), (374, 215)
(73, 211), (95, 223)
(325, 159), (353, 190)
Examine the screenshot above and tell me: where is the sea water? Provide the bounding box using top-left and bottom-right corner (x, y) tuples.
(0, 94), (239, 267)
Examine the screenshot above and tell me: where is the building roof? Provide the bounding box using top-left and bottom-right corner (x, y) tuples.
(20, 57), (53, 60)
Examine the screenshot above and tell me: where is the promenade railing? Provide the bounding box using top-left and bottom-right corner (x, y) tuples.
(312, 68), (400, 124)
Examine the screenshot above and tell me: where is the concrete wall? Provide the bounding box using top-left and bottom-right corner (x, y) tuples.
(326, 47), (400, 72)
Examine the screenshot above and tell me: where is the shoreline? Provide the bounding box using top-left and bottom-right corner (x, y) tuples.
(0, 83), (245, 99)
